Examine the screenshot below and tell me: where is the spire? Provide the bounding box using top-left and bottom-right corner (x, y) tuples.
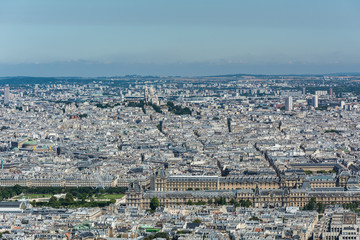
(255, 184), (260, 196)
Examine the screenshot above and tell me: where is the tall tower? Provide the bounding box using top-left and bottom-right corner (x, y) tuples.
(285, 96), (293, 111)
(144, 86), (149, 102)
(312, 95), (318, 108)
(227, 118), (232, 133)
(4, 85), (10, 105)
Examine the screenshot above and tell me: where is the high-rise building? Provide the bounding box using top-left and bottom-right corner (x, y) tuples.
(329, 88), (333, 96)
(340, 101), (345, 109)
(285, 96), (293, 111)
(56, 147), (61, 155)
(4, 85), (10, 105)
(227, 118), (232, 132)
(312, 95), (318, 108)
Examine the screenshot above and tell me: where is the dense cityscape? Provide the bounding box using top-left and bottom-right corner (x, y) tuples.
(0, 74), (360, 239)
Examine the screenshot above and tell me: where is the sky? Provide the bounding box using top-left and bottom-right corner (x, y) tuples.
(0, 0), (360, 76)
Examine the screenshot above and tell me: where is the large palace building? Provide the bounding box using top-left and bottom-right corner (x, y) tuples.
(126, 169), (360, 209)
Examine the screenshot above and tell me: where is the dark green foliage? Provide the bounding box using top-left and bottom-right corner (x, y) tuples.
(303, 197), (317, 211)
(303, 197), (326, 213)
(148, 102), (162, 113)
(214, 197), (227, 205)
(249, 216), (260, 221)
(325, 129), (340, 134)
(96, 103), (120, 108)
(154, 232), (169, 239)
(150, 197), (160, 211)
(0, 126), (9, 131)
(192, 219), (202, 224)
(65, 193), (75, 203)
(127, 100), (146, 114)
(0, 185), (126, 201)
(343, 202), (360, 213)
(239, 199), (252, 208)
(34, 196), (113, 208)
(167, 101), (191, 115)
(317, 202), (326, 213)
(143, 232), (170, 240)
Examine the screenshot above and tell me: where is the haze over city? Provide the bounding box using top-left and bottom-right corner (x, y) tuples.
(1, 0), (360, 76)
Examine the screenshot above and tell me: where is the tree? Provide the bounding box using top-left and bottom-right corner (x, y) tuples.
(48, 196), (60, 208)
(303, 197), (316, 211)
(187, 200), (193, 205)
(192, 219), (202, 224)
(216, 197), (227, 205)
(317, 202), (325, 213)
(49, 196), (57, 203)
(207, 199), (213, 205)
(241, 199), (252, 208)
(150, 197), (160, 211)
(13, 185), (22, 195)
(154, 232), (169, 239)
(65, 193), (75, 203)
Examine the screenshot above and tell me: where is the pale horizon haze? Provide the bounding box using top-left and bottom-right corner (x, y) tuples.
(0, 0), (359, 76)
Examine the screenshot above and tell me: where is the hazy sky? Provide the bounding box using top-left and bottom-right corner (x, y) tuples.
(1, 0), (360, 76)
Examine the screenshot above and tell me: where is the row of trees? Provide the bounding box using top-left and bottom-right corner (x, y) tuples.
(343, 202), (360, 213)
(31, 193), (115, 208)
(126, 100), (191, 116)
(95, 103), (121, 109)
(303, 197), (360, 214)
(127, 100), (146, 113)
(127, 100), (163, 114)
(302, 197), (326, 213)
(0, 185), (126, 201)
(167, 101), (191, 115)
(143, 232), (169, 240)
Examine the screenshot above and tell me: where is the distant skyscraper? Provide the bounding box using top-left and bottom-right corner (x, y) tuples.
(302, 87), (306, 95)
(56, 147), (61, 155)
(329, 88), (333, 96)
(312, 95), (318, 108)
(4, 85), (10, 105)
(227, 118), (232, 132)
(285, 96), (293, 111)
(340, 101), (345, 109)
